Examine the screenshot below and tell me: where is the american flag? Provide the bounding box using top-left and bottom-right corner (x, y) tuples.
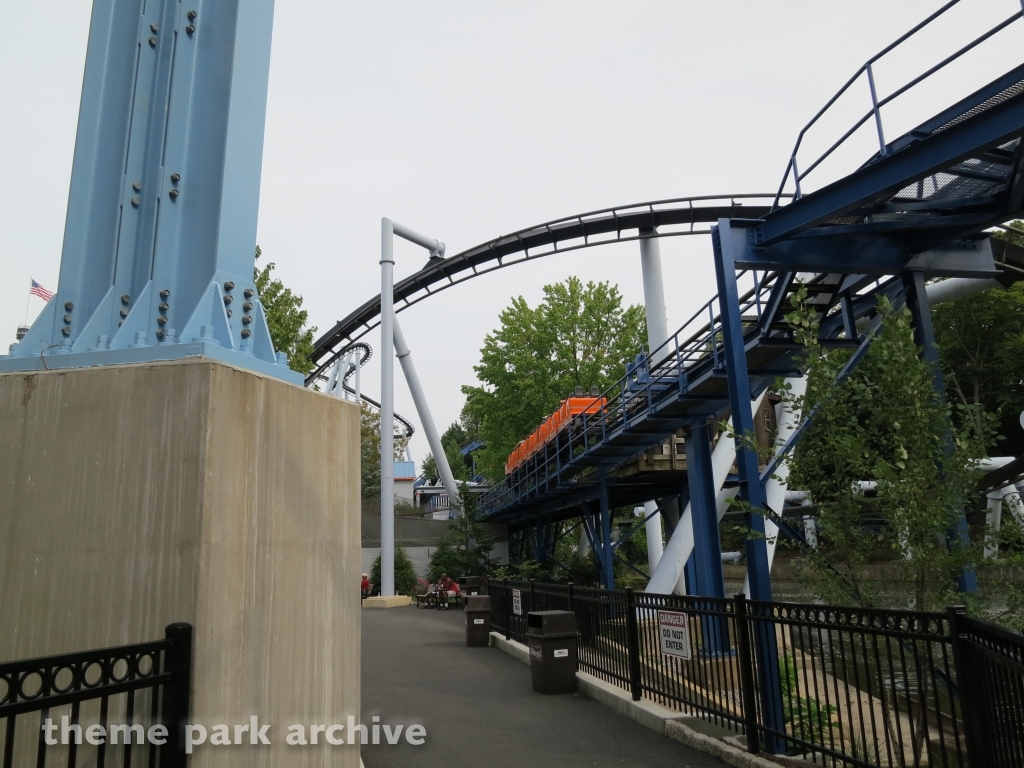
(29, 279), (54, 302)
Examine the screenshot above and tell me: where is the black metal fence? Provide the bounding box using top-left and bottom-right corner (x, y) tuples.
(488, 579), (1024, 768)
(0, 623), (192, 768)
(950, 609), (1024, 766)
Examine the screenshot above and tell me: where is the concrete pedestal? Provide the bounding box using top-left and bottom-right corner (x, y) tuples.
(0, 359), (361, 767)
(362, 595), (412, 609)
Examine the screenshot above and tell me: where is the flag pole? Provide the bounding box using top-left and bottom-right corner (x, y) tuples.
(24, 278), (31, 325)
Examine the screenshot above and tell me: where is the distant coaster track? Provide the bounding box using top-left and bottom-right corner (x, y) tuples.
(305, 194), (786, 386)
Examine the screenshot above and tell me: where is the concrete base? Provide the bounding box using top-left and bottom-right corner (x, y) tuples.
(0, 360), (361, 767)
(362, 595), (412, 609)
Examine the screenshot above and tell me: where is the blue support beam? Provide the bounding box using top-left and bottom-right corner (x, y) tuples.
(713, 220), (786, 751)
(685, 422), (726, 599)
(726, 222), (998, 277)
(685, 421), (730, 655)
(902, 270), (978, 594)
(1, 0), (299, 384)
(599, 469), (615, 590)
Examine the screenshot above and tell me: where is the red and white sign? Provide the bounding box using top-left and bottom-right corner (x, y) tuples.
(657, 610), (692, 660)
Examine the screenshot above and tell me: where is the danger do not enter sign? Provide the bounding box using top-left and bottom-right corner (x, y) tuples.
(657, 610), (692, 660)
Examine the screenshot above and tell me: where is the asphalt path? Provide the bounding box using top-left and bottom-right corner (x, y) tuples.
(361, 604), (729, 768)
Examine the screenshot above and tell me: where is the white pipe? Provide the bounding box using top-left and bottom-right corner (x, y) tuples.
(639, 235), (670, 355)
(380, 217), (446, 597)
(393, 316), (460, 508)
(803, 516), (818, 550)
(639, 503), (664, 570)
(380, 219), (396, 596)
(745, 377), (807, 595)
(578, 528), (591, 558)
(924, 278), (1003, 305)
(353, 349), (361, 402)
(639, 233), (670, 572)
(985, 481), (1024, 557)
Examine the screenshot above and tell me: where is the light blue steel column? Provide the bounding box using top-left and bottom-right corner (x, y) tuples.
(2, 0), (298, 383)
(713, 220), (785, 751)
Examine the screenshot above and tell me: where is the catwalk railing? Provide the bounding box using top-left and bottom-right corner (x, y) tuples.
(480, 270), (895, 521)
(488, 579), (1024, 767)
(774, 0), (1024, 203)
(0, 624), (192, 768)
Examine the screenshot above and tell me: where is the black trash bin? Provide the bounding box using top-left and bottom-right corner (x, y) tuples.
(459, 576), (483, 597)
(526, 610), (578, 694)
(465, 595), (491, 647)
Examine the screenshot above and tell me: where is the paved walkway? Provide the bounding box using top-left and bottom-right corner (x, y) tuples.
(361, 605), (729, 768)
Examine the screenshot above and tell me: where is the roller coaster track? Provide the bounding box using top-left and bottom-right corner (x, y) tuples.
(306, 194), (786, 385)
(311, 0), (1024, 539)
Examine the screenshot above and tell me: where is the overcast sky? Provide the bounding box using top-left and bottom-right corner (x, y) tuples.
(1, 1), (1020, 463)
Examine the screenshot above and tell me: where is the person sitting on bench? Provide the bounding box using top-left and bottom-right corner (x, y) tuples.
(436, 574), (460, 609)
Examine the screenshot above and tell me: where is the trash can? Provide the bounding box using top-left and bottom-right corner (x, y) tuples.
(526, 610), (578, 694)
(465, 595), (491, 647)
(459, 576), (483, 596)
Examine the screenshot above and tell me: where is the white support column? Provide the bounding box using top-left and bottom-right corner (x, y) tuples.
(639, 232), (670, 572)
(985, 488), (1006, 558)
(742, 377), (806, 595)
(393, 316), (460, 508)
(380, 219), (396, 596)
(380, 217), (445, 597)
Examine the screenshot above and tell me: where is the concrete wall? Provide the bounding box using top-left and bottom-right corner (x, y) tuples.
(0, 360), (361, 767)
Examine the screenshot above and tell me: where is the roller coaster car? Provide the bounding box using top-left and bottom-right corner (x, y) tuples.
(504, 390), (608, 475)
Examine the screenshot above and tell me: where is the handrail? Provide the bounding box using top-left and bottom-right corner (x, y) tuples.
(773, 0), (1024, 208)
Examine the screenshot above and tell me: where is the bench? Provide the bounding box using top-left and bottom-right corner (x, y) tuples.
(415, 591), (464, 609)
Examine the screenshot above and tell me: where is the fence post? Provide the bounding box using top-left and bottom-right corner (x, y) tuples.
(734, 594), (760, 755)
(503, 579), (510, 641)
(946, 606), (986, 768)
(161, 622), (193, 768)
(529, 578), (535, 615)
(567, 581), (574, 615)
(624, 588), (643, 701)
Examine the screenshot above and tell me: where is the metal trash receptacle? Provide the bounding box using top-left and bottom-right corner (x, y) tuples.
(459, 576), (483, 597)
(526, 610), (578, 694)
(465, 595), (491, 647)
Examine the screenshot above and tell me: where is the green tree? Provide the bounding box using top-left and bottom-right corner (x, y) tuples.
(426, 485), (497, 581)
(370, 545), (419, 596)
(932, 225), (1024, 454)
(360, 401), (410, 508)
(254, 246), (316, 374)
(463, 277), (646, 480)
(783, 286), (989, 611)
(421, 410), (481, 481)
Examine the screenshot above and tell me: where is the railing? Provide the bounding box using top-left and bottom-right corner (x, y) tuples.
(775, 0), (1024, 205)
(0, 624), (192, 768)
(487, 580), (1023, 767)
(480, 268), (782, 517)
(481, 267), (899, 521)
(950, 608), (1024, 766)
